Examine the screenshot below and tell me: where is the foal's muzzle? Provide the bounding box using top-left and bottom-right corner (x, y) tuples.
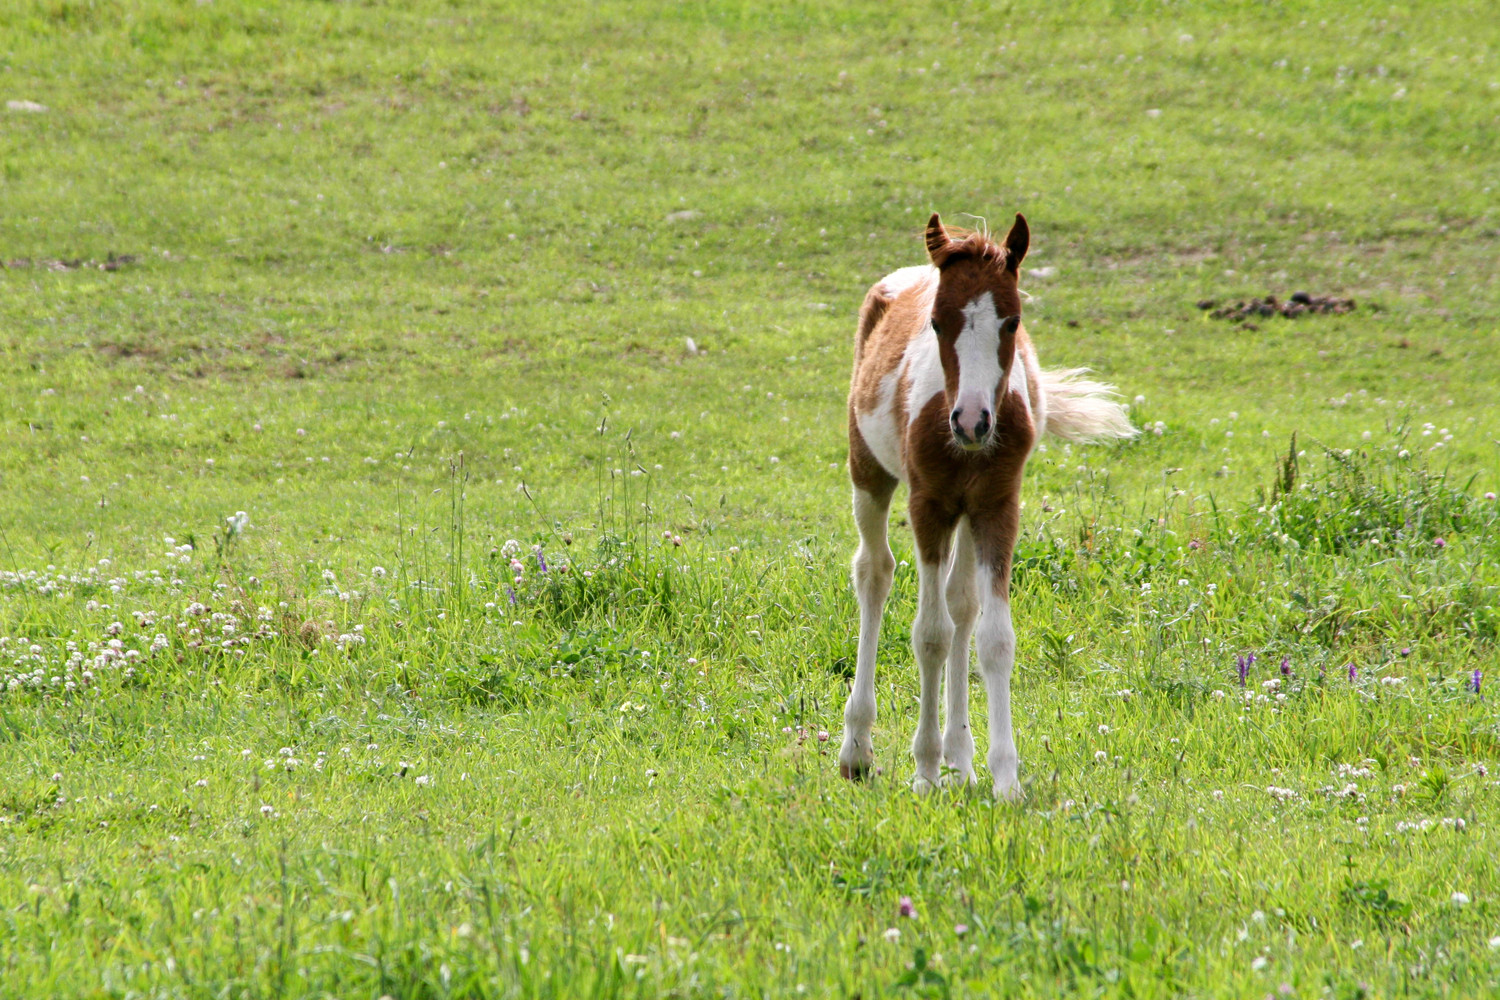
(950, 406), (992, 450)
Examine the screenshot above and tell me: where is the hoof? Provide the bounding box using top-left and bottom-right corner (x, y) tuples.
(940, 767), (978, 790)
(839, 761), (872, 782)
(992, 779), (1024, 802)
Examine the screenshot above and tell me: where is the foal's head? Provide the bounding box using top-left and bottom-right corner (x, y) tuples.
(924, 212), (1028, 451)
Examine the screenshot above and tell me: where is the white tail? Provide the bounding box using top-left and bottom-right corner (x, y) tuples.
(1039, 367), (1138, 443)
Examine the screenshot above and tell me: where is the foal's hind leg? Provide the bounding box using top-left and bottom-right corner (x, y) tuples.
(839, 486), (896, 780)
(941, 518), (979, 786)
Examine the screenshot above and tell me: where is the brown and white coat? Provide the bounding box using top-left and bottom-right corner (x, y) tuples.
(839, 213), (1135, 797)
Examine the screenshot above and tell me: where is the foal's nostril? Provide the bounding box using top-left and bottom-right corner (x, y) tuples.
(975, 409), (992, 439)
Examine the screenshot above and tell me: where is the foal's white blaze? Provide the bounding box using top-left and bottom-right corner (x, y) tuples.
(952, 292), (1006, 443)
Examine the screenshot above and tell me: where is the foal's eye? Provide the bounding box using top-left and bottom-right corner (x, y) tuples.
(931, 318), (942, 336)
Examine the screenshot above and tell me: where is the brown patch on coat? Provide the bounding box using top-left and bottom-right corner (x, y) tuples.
(904, 383), (1035, 585)
(854, 283), (892, 354)
(849, 275), (931, 419)
(848, 211), (1040, 592)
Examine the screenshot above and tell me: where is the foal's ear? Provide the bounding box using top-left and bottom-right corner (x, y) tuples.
(924, 212), (951, 263)
(1003, 213), (1029, 272)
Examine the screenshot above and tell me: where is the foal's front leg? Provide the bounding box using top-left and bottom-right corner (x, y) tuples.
(909, 513), (955, 791)
(941, 518), (979, 786)
(975, 577), (1020, 799)
(839, 487), (895, 780)
(974, 505), (1023, 800)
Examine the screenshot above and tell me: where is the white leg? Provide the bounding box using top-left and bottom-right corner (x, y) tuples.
(910, 548), (953, 792)
(941, 519), (978, 786)
(839, 489), (894, 780)
(975, 564), (1020, 799)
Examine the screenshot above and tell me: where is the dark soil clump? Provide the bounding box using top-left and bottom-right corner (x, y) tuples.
(1198, 292), (1356, 322)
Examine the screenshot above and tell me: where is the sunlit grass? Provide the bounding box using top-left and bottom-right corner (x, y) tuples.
(2, 0), (1500, 996)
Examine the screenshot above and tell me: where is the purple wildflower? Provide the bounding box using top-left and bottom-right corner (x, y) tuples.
(505, 586), (517, 606)
(1400, 647), (1411, 657)
(1346, 662), (1357, 683)
(1237, 655), (1248, 687)
(1280, 655), (1291, 678)
(899, 896), (915, 919)
(536, 550), (549, 573)
(1433, 537), (1447, 550)
(1472, 668), (1482, 695)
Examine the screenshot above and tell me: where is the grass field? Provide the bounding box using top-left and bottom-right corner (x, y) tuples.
(3, 1), (1500, 996)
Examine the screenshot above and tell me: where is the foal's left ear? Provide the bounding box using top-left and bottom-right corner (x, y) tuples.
(1003, 213), (1029, 272)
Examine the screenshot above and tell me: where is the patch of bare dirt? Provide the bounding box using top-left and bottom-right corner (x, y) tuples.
(1198, 291), (1356, 322)
(4, 253), (138, 272)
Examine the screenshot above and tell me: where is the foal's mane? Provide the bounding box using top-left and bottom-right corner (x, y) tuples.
(928, 226), (1010, 269)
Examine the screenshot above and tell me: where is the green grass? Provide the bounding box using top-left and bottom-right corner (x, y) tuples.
(3, 0), (1500, 996)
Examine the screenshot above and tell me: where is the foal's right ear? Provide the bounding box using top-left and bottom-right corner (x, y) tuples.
(924, 212), (951, 263)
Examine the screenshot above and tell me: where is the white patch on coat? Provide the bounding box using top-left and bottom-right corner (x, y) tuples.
(856, 368), (905, 483)
(902, 327), (944, 429)
(1008, 338), (1033, 417)
(953, 292), (1004, 427)
(877, 265), (937, 301)
(855, 323), (949, 483)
